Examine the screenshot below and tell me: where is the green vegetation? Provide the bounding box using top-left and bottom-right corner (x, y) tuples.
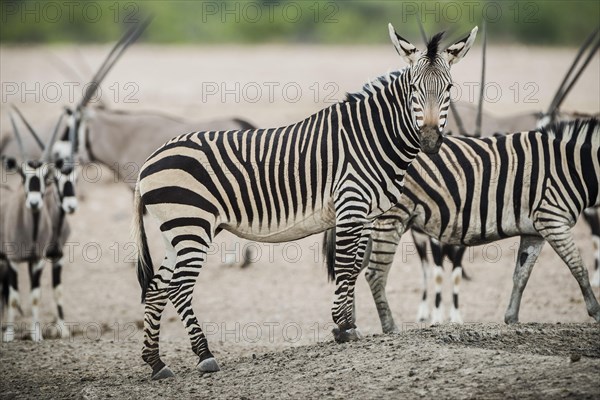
(0, 0), (598, 45)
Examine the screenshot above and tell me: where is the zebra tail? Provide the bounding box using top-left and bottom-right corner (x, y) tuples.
(132, 182), (153, 304)
(323, 228), (337, 282)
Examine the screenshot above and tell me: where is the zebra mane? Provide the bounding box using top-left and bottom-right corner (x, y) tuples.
(344, 68), (406, 103)
(426, 32), (445, 62)
(540, 117), (599, 144)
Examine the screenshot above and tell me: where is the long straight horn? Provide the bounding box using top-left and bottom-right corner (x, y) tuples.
(474, 20), (487, 138)
(69, 110), (77, 160)
(552, 35), (600, 115)
(79, 15), (153, 108)
(43, 114), (65, 162)
(546, 28), (599, 116)
(11, 105), (44, 151)
(8, 111), (27, 160)
(45, 50), (84, 83)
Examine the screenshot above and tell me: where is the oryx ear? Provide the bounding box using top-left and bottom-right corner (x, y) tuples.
(444, 26), (478, 66)
(2, 156), (18, 171)
(389, 23), (418, 65)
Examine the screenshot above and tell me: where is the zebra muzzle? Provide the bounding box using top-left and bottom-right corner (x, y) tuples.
(420, 126), (443, 154)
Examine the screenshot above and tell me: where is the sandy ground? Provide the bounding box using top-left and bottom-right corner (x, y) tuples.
(0, 45), (599, 398)
(1, 324), (598, 399)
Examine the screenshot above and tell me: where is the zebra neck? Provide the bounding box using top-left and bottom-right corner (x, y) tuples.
(353, 75), (420, 173)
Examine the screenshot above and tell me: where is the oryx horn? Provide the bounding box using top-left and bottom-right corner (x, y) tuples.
(474, 20), (487, 138)
(79, 15), (153, 108)
(11, 105), (44, 150)
(43, 113), (66, 162)
(546, 28), (599, 117)
(8, 110), (26, 160)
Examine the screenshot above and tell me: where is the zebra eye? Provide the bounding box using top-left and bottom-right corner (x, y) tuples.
(410, 84), (416, 92)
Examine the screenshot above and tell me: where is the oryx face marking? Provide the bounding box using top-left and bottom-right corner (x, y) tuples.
(23, 160), (51, 212)
(54, 160), (78, 214)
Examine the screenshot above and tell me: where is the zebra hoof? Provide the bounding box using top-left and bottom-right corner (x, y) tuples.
(504, 314), (519, 325)
(151, 365), (175, 380)
(332, 327), (363, 343)
(197, 357), (220, 373)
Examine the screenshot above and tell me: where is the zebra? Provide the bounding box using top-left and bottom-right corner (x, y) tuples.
(131, 24), (478, 379)
(324, 118), (600, 332)
(403, 25), (600, 323)
(584, 208), (600, 287)
(0, 111), (67, 341)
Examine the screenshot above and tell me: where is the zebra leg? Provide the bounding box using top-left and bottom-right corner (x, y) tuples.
(583, 209), (600, 288)
(142, 239), (175, 380)
(504, 236), (545, 324)
(411, 230), (430, 322)
(167, 244), (219, 372)
(331, 218), (370, 343)
(3, 260), (19, 342)
(430, 238), (445, 325)
(51, 258), (69, 338)
(449, 245), (466, 324)
(28, 260), (44, 342)
(535, 217), (600, 322)
(364, 217), (405, 333)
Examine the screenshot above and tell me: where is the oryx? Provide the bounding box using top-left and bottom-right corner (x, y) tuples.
(0, 110), (68, 341)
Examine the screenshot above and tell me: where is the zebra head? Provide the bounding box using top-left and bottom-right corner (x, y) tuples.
(389, 24), (478, 153)
(5, 110), (63, 212)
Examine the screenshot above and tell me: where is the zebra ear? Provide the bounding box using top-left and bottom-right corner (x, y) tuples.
(388, 23), (418, 65)
(444, 26), (478, 66)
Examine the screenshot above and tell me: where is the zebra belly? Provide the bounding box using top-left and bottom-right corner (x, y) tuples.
(221, 200), (336, 243)
(418, 207), (538, 247)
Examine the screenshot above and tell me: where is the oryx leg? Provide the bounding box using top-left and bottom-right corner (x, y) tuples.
(364, 216), (406, 334)
(51, 258), (69, 338)
(430, 238), (445, 325)
(3, 260), (20, 342)
(449, 245), (466, 324)
(535, 213), (600, 322)
(583, 209), (600, 288)
(504, 236), (545, 324)
(28, 259), (44, 341)
(411, 230), (430, 322)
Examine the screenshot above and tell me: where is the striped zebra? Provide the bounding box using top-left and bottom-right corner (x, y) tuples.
(403, 26), (600, 323)
(131, 25), (478, 379)
(324, 118), (600, 332)
(584, 208), (600, 287)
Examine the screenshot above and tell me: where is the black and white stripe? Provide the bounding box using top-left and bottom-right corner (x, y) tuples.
(349, 118), (600, 331)
(132, 26), (478, 379)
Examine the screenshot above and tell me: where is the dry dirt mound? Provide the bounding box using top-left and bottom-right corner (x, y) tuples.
(1, 323), (598, 399)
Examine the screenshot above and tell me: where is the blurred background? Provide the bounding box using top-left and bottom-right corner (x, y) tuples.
(1, 0), (598, 45)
